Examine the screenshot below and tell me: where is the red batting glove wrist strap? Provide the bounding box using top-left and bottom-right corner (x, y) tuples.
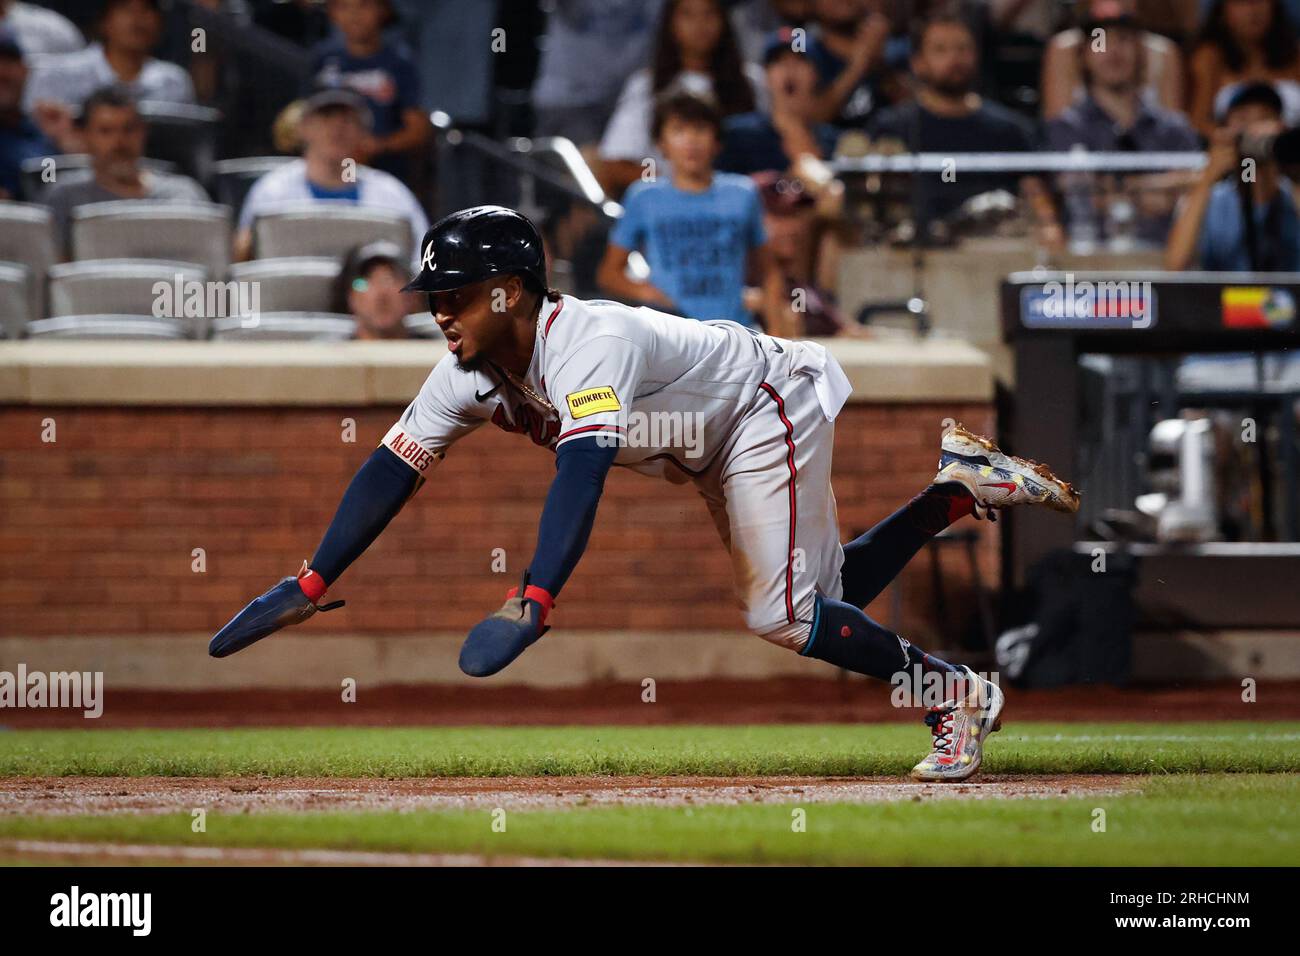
(506, 584), (555, 627)
(297, 569), (328, 604)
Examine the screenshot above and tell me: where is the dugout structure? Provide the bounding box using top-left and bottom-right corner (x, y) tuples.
(1000, 270), (1300, 632)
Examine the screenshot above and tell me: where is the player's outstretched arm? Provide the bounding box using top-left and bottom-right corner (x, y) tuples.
(458, 436), (618, 677)
(208, 445), (421, 658)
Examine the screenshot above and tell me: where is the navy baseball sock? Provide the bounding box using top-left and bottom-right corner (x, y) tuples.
(839, 482), (974, 608)
(801, 592), (963, 682)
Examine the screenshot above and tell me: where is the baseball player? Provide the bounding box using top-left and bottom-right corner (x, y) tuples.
(210, 205), (1079, 782)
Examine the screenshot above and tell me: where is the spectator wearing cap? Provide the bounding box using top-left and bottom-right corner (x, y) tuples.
(597, 0), (765, 198)
(309, 0), (428, 186)
(23, 0), (193, 115)
(43, 85), (207, 254)
(1040, 0), (1183, 120)
(1045, 9), (1200, 245)
(1165, 82), (1300, 270)
(1190, 0), (1300, 137)
(234, 88), (429, 262)
(0, 0), (83, 56)
(0, 26), (76, 200)
(333, 240), (416, 340)
(717, 27), (840, 176)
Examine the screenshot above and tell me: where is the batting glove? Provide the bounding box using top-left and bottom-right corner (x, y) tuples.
(208, 563), (344, 658)
(459, 573), (554, 677)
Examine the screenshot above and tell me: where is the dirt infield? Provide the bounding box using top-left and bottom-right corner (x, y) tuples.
(0, 677), (1290, 728)
(0, 773), (1141, 817)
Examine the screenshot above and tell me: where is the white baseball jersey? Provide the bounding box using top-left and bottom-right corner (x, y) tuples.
(384, 294), (853, 649)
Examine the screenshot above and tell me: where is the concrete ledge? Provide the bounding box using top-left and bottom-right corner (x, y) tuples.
(815, 337), (992, 401)
(0, 337), (993, 406)
(0, 341), (429, 406)
(2, 628), (1297, 690)
(0, 631), (813, 691)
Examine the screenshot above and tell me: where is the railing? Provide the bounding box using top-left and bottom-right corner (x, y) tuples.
(831, 151), (1207, 175)
(430, 113), (621, 222)
(430, 115), (622, 294)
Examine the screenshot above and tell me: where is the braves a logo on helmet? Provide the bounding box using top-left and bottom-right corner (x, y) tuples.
(421, 241), (437, 273)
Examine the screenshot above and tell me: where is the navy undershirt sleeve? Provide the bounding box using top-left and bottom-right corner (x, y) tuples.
(527, 436), (618, 595)
(309, 445), (421, 584)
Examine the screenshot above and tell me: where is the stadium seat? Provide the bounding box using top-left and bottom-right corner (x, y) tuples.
(0, 202), (55, 320)
(24, 315), (188, 340)
(19, 154), (177, 204)
(212, 156), (294, 211)
(228, 257), (340, 313)
(209, 312), (356, 341)
(48, 260), (209, 337)
(252, 203), (411, 261)
(71, 202), (233, 278)
(0, 262), (32, 339)
(138, 100), (223, 188)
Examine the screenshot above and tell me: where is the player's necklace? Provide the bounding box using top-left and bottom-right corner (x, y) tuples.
(496, 363), (557, 417)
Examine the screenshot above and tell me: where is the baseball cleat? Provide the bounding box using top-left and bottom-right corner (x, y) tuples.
(935, 423), (1080, 519)
(910, 666), (1005, 782)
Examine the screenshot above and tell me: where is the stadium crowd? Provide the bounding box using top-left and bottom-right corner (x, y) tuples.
(0, 0), (1296, 340)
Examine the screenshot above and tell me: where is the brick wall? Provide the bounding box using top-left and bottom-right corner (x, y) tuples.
(0, 403), (996, 643)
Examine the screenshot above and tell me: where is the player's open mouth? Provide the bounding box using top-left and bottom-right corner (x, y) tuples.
(445, 331), (462, 353)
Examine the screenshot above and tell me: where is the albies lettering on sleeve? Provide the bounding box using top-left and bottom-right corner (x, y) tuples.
(381, 423), (444, 474)
(566, 386), (621, 420)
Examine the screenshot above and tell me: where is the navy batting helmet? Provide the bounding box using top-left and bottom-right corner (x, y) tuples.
(402, 205), (547, 295)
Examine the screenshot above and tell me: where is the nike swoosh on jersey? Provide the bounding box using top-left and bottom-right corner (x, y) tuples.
(475, 383), (503, 402)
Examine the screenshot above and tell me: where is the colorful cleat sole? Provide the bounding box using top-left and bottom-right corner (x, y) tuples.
(935, 423), (1081, 515)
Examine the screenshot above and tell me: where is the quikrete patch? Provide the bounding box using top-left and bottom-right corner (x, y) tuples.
(566, 386), (621, 419)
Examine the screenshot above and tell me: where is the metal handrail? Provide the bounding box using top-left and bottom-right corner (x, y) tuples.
(527, 136), (618, 213)
(430, 113), (621, 220)
(832, 151), (1207, 175)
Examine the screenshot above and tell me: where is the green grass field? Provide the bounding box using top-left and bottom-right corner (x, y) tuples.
(1, 722), (1297, 777)
(0, 774), (1293, 865)
(0, 722), (1296, 865)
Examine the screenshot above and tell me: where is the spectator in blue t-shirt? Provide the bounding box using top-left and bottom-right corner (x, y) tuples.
(597, 91), (795, 335)
(309, 0), (428, 185)
(1165, 82), (1300, 271)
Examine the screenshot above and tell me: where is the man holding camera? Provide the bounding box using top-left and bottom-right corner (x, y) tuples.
(1165, 82), (1300, 272)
